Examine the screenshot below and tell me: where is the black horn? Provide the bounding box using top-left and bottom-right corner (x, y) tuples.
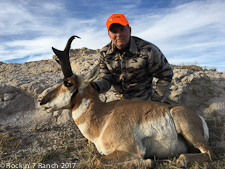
(52, 35), (81, 78)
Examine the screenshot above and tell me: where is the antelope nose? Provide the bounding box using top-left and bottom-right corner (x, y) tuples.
(40, 100), (45, 106)
(40, 97), (50, 106)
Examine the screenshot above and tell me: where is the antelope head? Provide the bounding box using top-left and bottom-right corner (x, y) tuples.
(40, 36), (100, 113)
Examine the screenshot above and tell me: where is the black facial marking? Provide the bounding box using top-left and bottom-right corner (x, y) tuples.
(64, 81), (73, 88)
(71, 90), (78, 99)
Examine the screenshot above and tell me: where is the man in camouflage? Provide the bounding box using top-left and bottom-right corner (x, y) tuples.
(93, 13), (173, 101)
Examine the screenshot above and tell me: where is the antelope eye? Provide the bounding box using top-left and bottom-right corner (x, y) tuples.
(64, 81), (73, 87)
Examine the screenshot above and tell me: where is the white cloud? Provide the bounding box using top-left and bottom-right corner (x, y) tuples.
(130, 0), (225, 71)
(0, 0), (225, 72)
(134, 0), (225, 42)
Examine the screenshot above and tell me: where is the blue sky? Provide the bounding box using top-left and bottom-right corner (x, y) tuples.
(0, 0), (225, 72)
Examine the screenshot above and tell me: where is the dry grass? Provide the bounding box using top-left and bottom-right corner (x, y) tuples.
(171, 62), (217, 72)
(0, 118), (224, 169)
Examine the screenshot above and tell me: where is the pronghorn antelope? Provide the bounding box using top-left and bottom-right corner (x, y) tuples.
(40, 36), (216, 168)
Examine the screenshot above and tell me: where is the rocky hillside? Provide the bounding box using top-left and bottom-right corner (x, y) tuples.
(1, 48), (224, 127)
(0, 48), (225, 168)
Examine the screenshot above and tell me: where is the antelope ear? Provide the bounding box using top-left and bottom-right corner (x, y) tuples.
(52, 47), (63, 65)
(52, 47), (63, 56)
(83, 64), (100, 83)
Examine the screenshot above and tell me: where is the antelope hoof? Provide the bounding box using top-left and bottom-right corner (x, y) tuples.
(176, 155), (187, 169)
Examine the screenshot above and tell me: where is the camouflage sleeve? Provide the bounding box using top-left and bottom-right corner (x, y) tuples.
(93, 53), (113, 94)
(148, 45), (173, 101)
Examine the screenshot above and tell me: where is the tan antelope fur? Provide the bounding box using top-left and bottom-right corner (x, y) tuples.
(40, 36), (216, 168)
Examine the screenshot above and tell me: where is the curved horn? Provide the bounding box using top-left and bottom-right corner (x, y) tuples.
(64, 35), (81, 55)
(52, 36), (81, 78)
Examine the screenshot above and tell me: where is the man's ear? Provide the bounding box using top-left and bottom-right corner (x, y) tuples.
(108, 31), (112, 41)
(129, 26), (131, 35)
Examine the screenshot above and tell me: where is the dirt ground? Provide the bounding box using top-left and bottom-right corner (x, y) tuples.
(0, 117), (225, 169)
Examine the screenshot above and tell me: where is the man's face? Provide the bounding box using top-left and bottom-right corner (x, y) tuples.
(108, 23), (131, 50)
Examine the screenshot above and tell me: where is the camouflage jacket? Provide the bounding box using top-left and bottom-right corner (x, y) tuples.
(94, 36), (173, 101)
